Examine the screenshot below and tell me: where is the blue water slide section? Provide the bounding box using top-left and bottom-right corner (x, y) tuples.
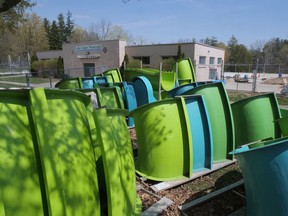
(132, 76), (156, 107)
(183, 95), (213, 172)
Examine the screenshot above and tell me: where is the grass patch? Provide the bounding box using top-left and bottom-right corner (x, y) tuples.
(227, 90), (288, 105)
(0, 75), (56, 84)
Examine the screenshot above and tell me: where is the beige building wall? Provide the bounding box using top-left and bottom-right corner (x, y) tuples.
(62, 40), (127, 77)
(194, 43), (225, 81)
(125, 43), (225, 81)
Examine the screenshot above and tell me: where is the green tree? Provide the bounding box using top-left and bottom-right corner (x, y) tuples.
(65, 11), (74, 42)
(226, 35), (251, 72)
(49, 20), (61, 50)
(0, 0), (35, 31)
(56, 56), (64, 78)
(57, 13), (66, 47)
(176, 45), (185, 60)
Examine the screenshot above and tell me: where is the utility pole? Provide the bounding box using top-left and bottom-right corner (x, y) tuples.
(252, 59), (258, 92)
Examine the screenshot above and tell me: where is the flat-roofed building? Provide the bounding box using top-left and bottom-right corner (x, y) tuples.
(37, 40), (224, 80)
(125, 43), (225, 81)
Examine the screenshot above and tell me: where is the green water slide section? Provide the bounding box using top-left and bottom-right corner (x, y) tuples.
(231, 93), (281, 147)
(96, 86), (125, 109)
(131, 97), (193, 181)
(93, 108), (141, 216)
(180, 82), (234, 162)
(0, 90), (45, 216)
(177, 58), (196, 85)
(103, 68), (123, 83)
(29, 88), (100, 216)
(55, 77), (83, 89)
(124, 68), (160, 90)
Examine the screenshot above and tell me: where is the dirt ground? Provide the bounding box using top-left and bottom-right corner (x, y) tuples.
(130, 129), (246, 216)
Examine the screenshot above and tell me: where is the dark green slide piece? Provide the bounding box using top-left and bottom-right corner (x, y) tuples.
(96, 86), (125, 109)
(29, 88), (100, 216)
(55, 77), (83, 89)
(278, 116), (288, 136)
(0, 90), (45, 215)
(231, 93), (281, 147)
(180, 82), (234, 162)
(130, 97), (193, 181)
(103, 68), (123, 83)
(93, 108), (142, 216)
(177, 58), (196, 86)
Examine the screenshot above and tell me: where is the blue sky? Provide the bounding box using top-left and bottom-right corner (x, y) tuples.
(31, 0), (288, 47)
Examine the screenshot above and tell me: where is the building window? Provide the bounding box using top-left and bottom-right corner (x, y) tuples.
(209, 57), (215, 65)
(133, 56), (150, 65)
(199, 56), (206, 65)
(217, 58), (222, 64)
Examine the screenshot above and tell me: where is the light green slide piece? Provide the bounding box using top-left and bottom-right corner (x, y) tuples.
(96, 86), (125, 109)
(103, 68), (123, 83)
(0, 90), (45, 216)
(130, 97), (193, 181)
(29, 88), (101, 216)
(177, 58), (196, 86)
(93, 108), (141, 216)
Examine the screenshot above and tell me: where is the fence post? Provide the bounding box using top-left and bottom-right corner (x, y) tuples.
(252, 59), (258, 92)
(25, 73), (30, 87)
(49, 70), (53, 88)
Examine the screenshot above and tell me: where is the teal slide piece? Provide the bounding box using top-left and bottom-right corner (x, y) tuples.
(179, 82), (234, 162)
(94, 76), (109, 85)
(167, 81), (215, 98)
(230, 137), (288, 216)
(93, 108), (142, 216)
(132, 76), (156, 107)
(0, 90), (45, 215)
(123, 82), (137, 126)
(55, 77), (83, 89)
(29, 88), (100, 216)
(130, 97), (193, 181)
(183, 95), (213, 172)
(177, 58), (196, 85)
(231, 93), (281, 147)
(82, 77), (95, 89)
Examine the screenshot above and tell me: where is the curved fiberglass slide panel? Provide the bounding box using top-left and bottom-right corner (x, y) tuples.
(230, 137), (288, 216)
(96, 86), (125, 109)
(130, 97), (193, 181)
(0, 89), (45, 215)
(82, 77), (95, 89)
(93, 108), (142, 216)
(179, 82), (235, 162)
(161, 71), (176, 91)
(231, 93), (281, 147)
(132, 76), (156, 107)
(29, 88), (101, 216)
(177, 58), (196, 85)
(102, 68), (123, 83)
(182, 95), (213, 172)
(55, 77), (82, 89)
(124, 68), (160, 90)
